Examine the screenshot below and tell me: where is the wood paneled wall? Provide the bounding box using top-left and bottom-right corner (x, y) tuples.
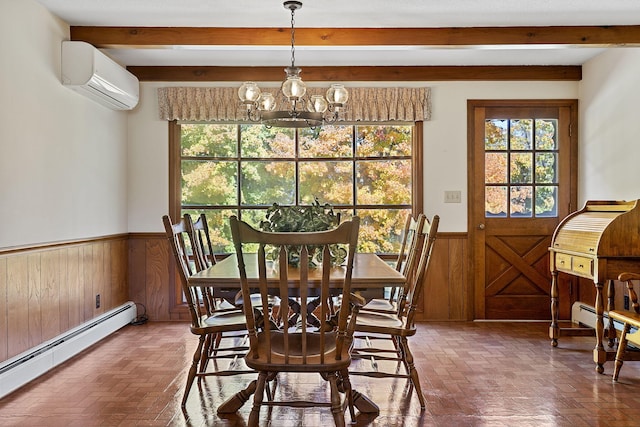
(0, 236), (128, 365)
(418, 233), (470, 321)
(0, 231), (471, 365)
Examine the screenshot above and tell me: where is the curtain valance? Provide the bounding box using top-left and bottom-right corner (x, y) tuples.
(157, 87), (431, 122)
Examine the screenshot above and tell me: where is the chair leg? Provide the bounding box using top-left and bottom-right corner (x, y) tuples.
(613, 323), (630, 381)
(340, 368), (356, 423)
(248, 371), (267, 427)
(328, 372), (346, 427)
(182, 335), (205, 408)
(199, 333), (213, 375)
(399, 336), (426, 409)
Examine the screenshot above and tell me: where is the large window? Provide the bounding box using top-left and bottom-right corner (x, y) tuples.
(170, 122), (420, 256)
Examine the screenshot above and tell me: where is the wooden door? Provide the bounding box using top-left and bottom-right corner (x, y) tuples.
(468, 100), (578, 320)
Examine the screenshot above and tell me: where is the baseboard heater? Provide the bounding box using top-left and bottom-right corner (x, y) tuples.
(571, 301), (634, 334)
(0, 301), (136, 399)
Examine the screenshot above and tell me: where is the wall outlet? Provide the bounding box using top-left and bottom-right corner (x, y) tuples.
(96, 294), (101, 309)
(444, 190), (462, 203)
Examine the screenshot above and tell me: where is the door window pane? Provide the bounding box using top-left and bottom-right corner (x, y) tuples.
(485, 153), (508, 184)
(510, 186), (533, 217)
(485, 119), (508, 150)
(535, 119), (558, 150)
(535, 186), (558, 217)
(510, 119), (533, 150)
(486, 186), (507, 217)
(535, 153), (557, 183)
(510, 153), (533, 183)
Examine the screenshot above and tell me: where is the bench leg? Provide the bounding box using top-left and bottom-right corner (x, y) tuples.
(613, 323), (630, 382)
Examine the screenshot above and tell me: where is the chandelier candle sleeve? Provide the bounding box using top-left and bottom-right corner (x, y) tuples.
(237, 0), (348, 128)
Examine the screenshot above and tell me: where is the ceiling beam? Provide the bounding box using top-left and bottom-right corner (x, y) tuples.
(71, 25), (640, 47)
(127, 65), (581, 82)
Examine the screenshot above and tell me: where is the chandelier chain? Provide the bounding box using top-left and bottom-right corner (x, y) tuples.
(290, 7), (296, 68)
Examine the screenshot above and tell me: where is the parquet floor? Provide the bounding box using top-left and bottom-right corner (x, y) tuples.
(2, 321), (640, 426)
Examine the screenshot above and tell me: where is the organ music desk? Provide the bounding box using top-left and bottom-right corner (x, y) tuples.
(549, 199), (640, 373)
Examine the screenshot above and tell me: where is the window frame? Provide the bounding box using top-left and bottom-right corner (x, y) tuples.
(168, 120), (423, 312)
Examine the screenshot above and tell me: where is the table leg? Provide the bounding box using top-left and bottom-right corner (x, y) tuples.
(352, 389), (379, 414)
(217, 379), (257, 414)
(607, 279), (617, 347)
(593, 282), (607, 374)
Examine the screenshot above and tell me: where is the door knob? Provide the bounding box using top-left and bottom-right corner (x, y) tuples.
(478, 223), (485, 230)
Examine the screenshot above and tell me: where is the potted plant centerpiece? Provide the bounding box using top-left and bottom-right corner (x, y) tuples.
(259, 199), (347, 267)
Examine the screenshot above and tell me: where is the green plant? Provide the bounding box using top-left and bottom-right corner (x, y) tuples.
(259, 199), (347, 267)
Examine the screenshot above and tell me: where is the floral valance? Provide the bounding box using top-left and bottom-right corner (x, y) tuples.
(157, 86), (431, 122)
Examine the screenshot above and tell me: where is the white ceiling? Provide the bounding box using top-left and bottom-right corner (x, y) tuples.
(35, 0), (640, 67)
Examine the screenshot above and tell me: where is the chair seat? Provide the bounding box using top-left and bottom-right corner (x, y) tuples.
(245, 331), (353, 371)
(200, 310), (246, 328)
(216, 299), (237, 310)
(356, 311), (404, 328)
(234, 292), (279, 308)
(362, 298), (396, 312)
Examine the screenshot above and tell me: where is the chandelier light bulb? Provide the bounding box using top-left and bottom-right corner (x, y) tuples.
(282, 76), (307, 101)
(238, 82), (261, 104)
(326, 84), (349, 106)
(307, 95), (328, 113)
(258, 93), (276, 111)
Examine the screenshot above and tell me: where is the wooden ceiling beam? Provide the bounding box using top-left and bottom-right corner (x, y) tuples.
(71, 25), (640, 47)
(126, 65), (581, 82)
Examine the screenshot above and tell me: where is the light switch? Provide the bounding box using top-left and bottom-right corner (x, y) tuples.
(444, 190), (462, 203)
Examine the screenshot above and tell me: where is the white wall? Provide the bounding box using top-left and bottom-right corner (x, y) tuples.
(579, 48), (640, 205)
(0, 0), (129, 248)
(128, 81), (579, 233)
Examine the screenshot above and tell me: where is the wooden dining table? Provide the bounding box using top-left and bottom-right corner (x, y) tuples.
(188, 252), (405, 416)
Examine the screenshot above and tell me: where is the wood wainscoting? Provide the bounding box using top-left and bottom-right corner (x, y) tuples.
(0, 231), (471, 366)
(0, 236), (128, 365)
(127, 232), (471, 323)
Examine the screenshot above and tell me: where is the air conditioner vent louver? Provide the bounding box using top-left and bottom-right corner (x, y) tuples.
(61, 41), (139, 110)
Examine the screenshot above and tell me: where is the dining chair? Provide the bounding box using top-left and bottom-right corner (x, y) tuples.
(609, 272), (640, 381)
(362, 213), (426, 313)
(350, 214), (439, 409)
(185, 213), (233, 311)
(162, 214), (253, 409)
(229, 215), (361, 427)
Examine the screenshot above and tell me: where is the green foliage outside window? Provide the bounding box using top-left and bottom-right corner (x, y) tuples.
(180, 123), (413, 255)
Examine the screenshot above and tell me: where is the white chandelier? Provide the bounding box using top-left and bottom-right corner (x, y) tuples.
(238, 1), (349, 128)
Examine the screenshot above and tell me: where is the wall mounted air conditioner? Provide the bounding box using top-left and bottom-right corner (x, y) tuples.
(61, 41), (139, 110)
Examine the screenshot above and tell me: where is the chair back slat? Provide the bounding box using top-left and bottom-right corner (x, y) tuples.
(184, 213), (220, 315)
(163, 215), (202, 325)
(396, 214), (426, 315)
(230, 215), (360, 369)
(404, 215), (440, 328)
(189, 213), (217, 271)
(278, 246), (290, 364)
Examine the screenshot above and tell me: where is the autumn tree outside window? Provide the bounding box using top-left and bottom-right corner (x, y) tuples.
(176, 122), (416, 255)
